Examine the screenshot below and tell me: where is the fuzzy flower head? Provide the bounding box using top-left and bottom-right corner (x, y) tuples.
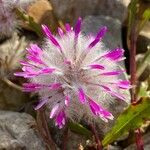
(15, 18), (131, 129)
(0, 0), (34, 38)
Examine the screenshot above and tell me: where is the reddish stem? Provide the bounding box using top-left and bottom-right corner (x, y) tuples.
(90, 124), (103, 150)
(135, 129), (144, 150)
(130, 23), (137, 103)
(37, 108), (57, 150)
(62, 125), (69, 150)
(129, 22), (144, 150)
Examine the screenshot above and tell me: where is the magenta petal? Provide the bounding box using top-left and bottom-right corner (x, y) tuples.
(89, 64), (105, 70)
(117, 80), (131, 89)
(78, 88), (86, 104)
(20, 61), (32, 67)
(34, 98), (48, 110)
(88, 26), (107, 48)
(74, 17), (82, 37)
(42, 25), (62, 51)
(27, 44), (42, 56)
(26, 55), (44, 64)
(40, 68), (55, 74)
(49, 83), (61, 90)
(101, 85), (125, 100)
(65, 23), (71, 32)
(14, 72), (27, 77)
(58, 27), (64, 37)
(55, 111), (66, 129)
(100, 70), (124, 76)
(65, 95), (70, 106)
(88, 98), (113, 121)
(103, 48), (124, 61)
(23, 83), (42, 92)
(50, 104), (59, 119)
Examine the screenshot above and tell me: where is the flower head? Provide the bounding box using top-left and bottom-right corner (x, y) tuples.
(15, 18), (131, 128)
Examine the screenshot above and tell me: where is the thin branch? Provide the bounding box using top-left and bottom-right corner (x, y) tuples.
(90, 124), (103, 150)
(62, 125), (69, 150)
(37, 108), (57, 150)
(135, 129), (144, 150)
(2, 77), (22, 91)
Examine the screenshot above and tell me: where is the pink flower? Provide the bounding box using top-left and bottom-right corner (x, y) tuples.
(15, 18), (131, 128)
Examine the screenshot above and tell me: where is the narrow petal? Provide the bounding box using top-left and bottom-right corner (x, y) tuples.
(27, 44), (42, 56)
(42, 25), (62, 51)
(26, 55), (44, 65)
(58, 27), (64, 37)
(100, 70), (124, 76)
(65, 23), (71, 32)
(55, 111), (66, 128)
(49, 83), (61, 90)
(101, 85), (125, 100)
(50, 104), (59, 118)
(117, 80), (131, 89)
(78, 88), (86, 104)
(65, 95), (70, 106)
(39, 68), (55, 74)
(20, 61), (32, 67)
(88, 97), (113, 121)
(88, 26), (107, 49)
(89, 64), (105, 70)
(23, 83), (42, 92)
(102, 48), (124, 61)
(34, 98), (48, 110)
(74, 17), (82, 37)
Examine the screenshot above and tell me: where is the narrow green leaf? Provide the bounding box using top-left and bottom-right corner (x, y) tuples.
(138, 8), (150, 33)
(16, 8), (42, 36)
(102, 98), (150, 147)
(68, 122), (92, 138)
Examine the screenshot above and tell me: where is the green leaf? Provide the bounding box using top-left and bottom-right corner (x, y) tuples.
(102, 98), (150, 147)
(68, 122), (92, 138)
(16, 8), (42, 37)
(138, 8), (150, 33)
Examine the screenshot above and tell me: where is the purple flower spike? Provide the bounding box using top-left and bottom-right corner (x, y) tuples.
(50, 104), (59, 119)
(74, 17), (82, 38)
(117, 80), (132, 89)
(55, 111), (66, 129)
(88, 64), (105, 70)
(101, 85), (125, 100)
(78, 88), (86, 104)
(65, 95), (70, 106)
(23, 83), (42, 92)
(88, 98), (114, 122)
(65, 23), (71, 32)
(102, 48), (124, 61)
(58, 27), (64, 37)
(42, 25), (62, 52)
(100, 70), (124, 76)
(88, 26), (107, 49)
(15, 18), (130, 128)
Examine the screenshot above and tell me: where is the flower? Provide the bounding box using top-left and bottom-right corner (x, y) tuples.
(0, 0), (34, 38)
(15, 18), (131, 128)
